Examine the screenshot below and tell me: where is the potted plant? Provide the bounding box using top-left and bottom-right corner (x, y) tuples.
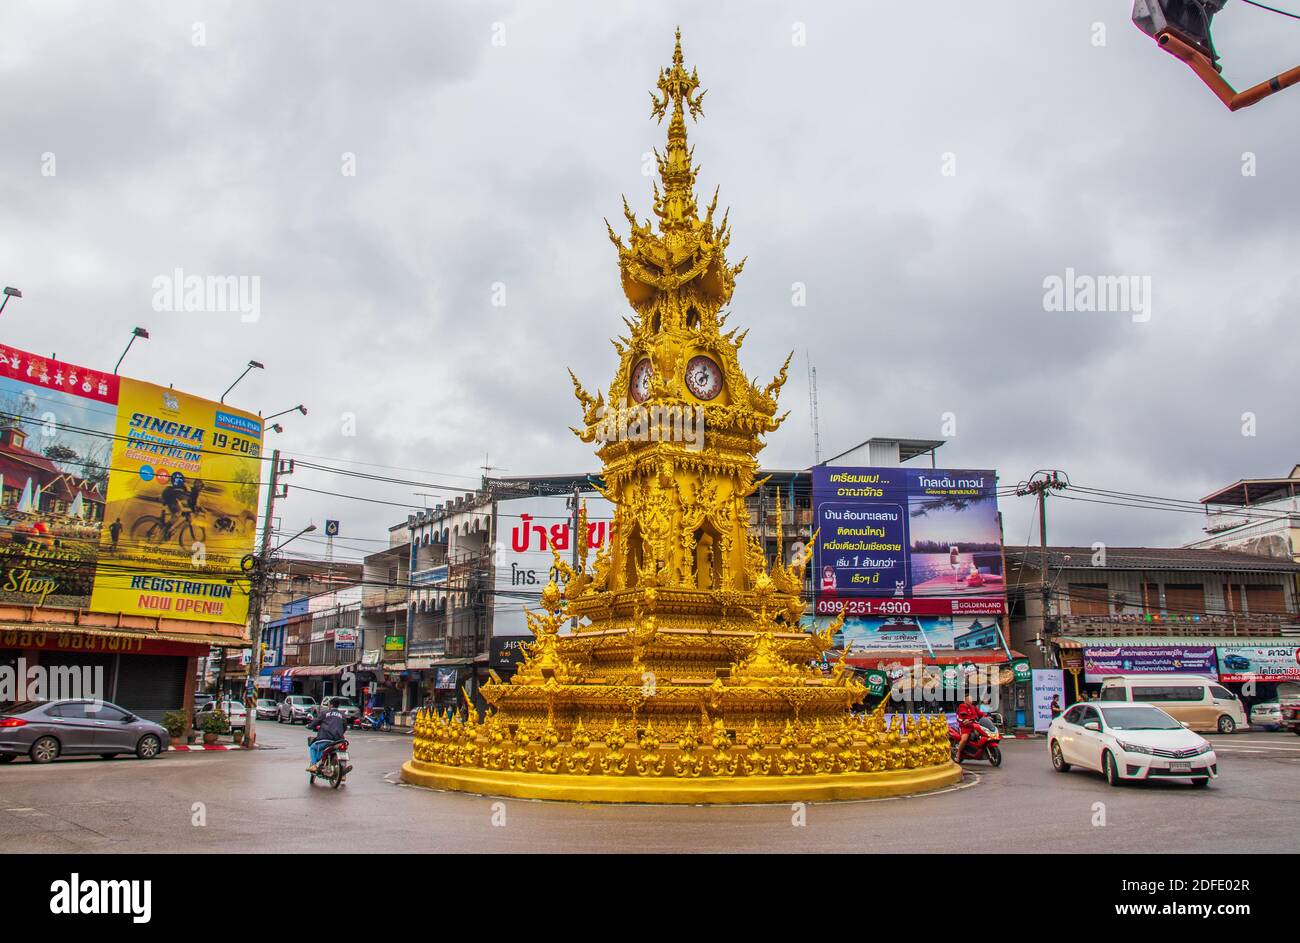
(161, 710), (188, 743)
(201, 709), (230, 745)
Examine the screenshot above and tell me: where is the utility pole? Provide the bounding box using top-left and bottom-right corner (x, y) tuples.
(242, 450), (286, 749)
(1016, 470), (1069, 665)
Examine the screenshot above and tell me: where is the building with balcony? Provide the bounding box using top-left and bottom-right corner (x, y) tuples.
(1185, 465), (1300, 561)
(1006, 545), (1300, 707)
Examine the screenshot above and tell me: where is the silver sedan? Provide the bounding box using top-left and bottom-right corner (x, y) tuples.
(0, 699), (170, 763)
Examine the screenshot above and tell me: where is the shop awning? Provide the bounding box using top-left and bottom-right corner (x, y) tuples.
(846, 648), (1023, 668)
(280, 664), (354, 678)
(1056, 636), (1293, 649)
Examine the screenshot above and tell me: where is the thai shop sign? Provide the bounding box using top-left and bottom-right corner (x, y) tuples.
(335, 627), (359, 650)
(811, 466), (1005, 617)
(1083, 645), (1218, 683)
(1216, 645), (1300, 683)
(492, 494), (614, 637)
(1031, 668), (1065, 732)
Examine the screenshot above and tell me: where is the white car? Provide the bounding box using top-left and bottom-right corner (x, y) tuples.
(195, 699), (247, 732)
(1048, 702), (1217, 788)
(1249, 702), (1281, 730)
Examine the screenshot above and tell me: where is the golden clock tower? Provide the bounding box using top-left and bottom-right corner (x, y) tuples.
(403, 31), (960, 802)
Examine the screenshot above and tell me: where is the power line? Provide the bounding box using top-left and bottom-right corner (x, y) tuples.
(1242, 0), (1300, 21)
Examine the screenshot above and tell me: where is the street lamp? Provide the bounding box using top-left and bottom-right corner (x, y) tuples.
(0, 287), (21, 318)
(263, 404), (307, 422)
(221, 359), (264, 403)
(267, 422), (284, 434)
(113, 326), (150, 375)
(272, 522), (317, 555)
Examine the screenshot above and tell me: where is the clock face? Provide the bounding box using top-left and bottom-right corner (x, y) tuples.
(684, 355), (723, 401)
(629, 358), (653, 403)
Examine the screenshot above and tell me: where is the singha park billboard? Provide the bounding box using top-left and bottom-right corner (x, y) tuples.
(0, 342), (263, 625)
(812, 466), (1006, 618)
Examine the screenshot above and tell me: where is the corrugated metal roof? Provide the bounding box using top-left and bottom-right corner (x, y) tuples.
(1006, 546), (1300, 573)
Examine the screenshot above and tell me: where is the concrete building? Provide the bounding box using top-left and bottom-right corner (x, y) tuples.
(1186, 465), (1300, 561)
(1006, 545), (1300, 709)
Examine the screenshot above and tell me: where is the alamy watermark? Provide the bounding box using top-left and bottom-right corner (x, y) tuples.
(151, 268), (261, 322)
(0, 659), (103, 702)
(593, 399), (705, 452)
(1043, 267), (1151, 323)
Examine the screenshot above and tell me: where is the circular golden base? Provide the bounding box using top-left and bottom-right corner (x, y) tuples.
(400, 759), (963, 804)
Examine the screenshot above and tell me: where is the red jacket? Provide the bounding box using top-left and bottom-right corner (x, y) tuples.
(956, 702), (983, 729)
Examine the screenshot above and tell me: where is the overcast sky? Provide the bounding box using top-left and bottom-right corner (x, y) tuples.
(2, 1), (1296, 565)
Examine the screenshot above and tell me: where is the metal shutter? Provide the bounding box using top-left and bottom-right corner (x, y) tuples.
(113, 654), (187, 723)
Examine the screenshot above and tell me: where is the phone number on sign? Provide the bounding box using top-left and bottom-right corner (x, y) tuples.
(816, 599), (915, 616)
(815, 598), (1006, 616)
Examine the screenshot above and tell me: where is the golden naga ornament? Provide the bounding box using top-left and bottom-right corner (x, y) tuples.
(402, 30), (960, 802)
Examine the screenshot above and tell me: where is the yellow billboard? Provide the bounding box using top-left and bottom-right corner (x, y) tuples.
(87, 378), (263, 624)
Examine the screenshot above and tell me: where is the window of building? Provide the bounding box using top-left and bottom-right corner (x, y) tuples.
(1245, 584), (1286, 614)
(1141, 583), (1162, 611)
(1068, 583), (1110, 616)
(1164, 584), (1206, 616)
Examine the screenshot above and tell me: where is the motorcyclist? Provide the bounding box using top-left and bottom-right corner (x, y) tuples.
(954, 693), (985, 762)
(306, 698), (348, 773)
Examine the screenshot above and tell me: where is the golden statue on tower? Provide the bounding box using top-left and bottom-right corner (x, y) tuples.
(403, 30), (960, 802)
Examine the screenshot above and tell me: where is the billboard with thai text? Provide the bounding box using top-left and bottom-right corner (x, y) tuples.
(1083, 644), (1219, 683)
(812, 465), (1005, 617)
(0, 342), (262, 625)
(492, 494), (613, 638)
(1216, 645), (1300, 683)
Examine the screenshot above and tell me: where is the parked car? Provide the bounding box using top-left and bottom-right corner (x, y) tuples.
(195, 699), (247, 732)
(1250, 701), (1282, 730)
(1098, 674), (1246, 734)
(277, 695), (317, 724)
(0, 699), (170, 763)
(325, 697), (360, 722)
(254, 698), (279, 720)
(1048, 702), (1217, 787)
(1281, 701), (1300, 736)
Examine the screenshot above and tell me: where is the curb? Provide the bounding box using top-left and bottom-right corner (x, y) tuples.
(169, 744), (253, 752)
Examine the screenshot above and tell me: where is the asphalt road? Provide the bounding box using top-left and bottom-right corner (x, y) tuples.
(1, 722), (1297, 853)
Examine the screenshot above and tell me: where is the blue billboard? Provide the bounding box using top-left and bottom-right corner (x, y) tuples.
(812, 466), (1005, 617)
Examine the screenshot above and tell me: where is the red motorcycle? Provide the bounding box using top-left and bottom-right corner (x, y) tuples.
(948, 716), (1003, 767)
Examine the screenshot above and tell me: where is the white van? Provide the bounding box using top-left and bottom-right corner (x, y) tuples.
(1098, 674), (1246, 734)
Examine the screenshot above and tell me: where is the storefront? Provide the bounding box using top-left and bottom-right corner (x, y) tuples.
(276, 663), (355, 702)
(0, 625), (205, 723)
(1056, 636), (1300, 713)
(844, 646), (1025, 724)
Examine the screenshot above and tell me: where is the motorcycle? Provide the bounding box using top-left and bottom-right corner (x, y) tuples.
(948, 715), (1003, 767)
(308, 735), (352, 789)
(351, 707), (392, 732)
